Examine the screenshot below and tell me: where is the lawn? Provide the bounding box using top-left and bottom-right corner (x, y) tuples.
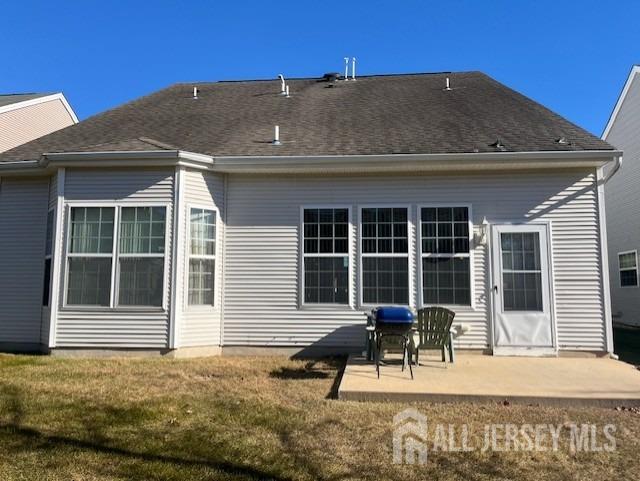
(0, 354), (638, 480)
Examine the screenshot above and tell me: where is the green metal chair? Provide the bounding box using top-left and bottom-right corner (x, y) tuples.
(411, 307), (456, 365)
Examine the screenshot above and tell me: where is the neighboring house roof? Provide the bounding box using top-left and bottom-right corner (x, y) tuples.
(0, 71), (613, 163)
(0, 92), (79, 154)
(602, 65), (640, 140)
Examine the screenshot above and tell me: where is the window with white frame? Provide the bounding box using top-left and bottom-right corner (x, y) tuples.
(420, 206), (471, 306)
(118, 207), (166, 306)
(66, 207), (115, 306)
(302, 208), (349, 304)
(66, 206), (166, 307)
(42, 209), (54, 306)
(361, 207), (409, 305)
(619, 251), (638, 287)
(188, 208), (216, 305)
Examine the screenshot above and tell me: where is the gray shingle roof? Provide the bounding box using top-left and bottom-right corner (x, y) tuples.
(0, 72), (613, 163)
(0, 93), (52, 109)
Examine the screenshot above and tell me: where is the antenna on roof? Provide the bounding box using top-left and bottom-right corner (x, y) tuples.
(351, 57), (357, 81)
(193, 86), (199, 99)
(445, 78), (452, 91)
(278, 74), (286, 95)
(344, 57), (350, 81)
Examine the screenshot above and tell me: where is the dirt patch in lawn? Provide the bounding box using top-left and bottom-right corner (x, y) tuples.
(0, 354), (638, 480)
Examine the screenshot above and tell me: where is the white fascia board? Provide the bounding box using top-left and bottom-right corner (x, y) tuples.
(602, 65), (640, 140)
(0, 93), (79, 123)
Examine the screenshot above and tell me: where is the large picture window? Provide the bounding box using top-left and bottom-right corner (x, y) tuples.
(361, 207), (409, 305)
(420, 206), (471, 306)
(66, 207), (114, 306)
(619, 251), (638, 288)
(188, 208), (216, 305)
(302, 208), (349, 304)
(65, 205), (166, 308)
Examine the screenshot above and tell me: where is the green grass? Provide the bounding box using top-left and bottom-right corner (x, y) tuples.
(0, 354), (638, 480)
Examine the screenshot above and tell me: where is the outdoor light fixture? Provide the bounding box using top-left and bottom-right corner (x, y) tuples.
(479, 217), (489, 244)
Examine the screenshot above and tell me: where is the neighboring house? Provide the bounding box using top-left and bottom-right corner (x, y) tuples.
(602, 65), (640, 327)
(0, 71), (620, 357)
(0, 93), (77, 153)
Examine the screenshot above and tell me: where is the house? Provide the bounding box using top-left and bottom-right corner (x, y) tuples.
(0, 71), (620, 357)
(602, 65), (640, 328)
(0, 93), (77, 153)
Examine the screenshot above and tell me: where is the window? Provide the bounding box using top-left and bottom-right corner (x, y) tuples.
(188, 208), (216, 305)
(118, 207), (166, 306)
(501, 232), (542, 311)
(420, 206), (471, 306)
(65, 205), (167, 308)
(361, 207), (409, 305)
(42, 209), (54, 306)
(302, 208), (349, 304)
(619, 251), (638, 287)
(66, 207), (114, 306)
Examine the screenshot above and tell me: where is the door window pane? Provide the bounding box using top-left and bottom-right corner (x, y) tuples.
(501, 232), (543, 311)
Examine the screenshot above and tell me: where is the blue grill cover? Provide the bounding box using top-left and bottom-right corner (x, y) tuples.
(374, 307), (414, 324)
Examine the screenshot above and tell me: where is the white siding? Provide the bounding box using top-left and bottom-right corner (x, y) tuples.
(55, 168), (174, 348)
(604, 70), (640, 326)
(178, 170), (225, 347)
(0, 99), (75, 153)
(40, 172), (59, 345)
(0, 176), (49, 348)
(223, 170), (606, 351)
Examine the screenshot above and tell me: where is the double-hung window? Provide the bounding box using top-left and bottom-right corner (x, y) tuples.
(42, 209), (55, 306)
(361, 207), (409, 305)
(118, 207), (166, 306)
(420, 206), (471, 306)
(66, 206), (166, 308)
(188, 208), (217, 305)
(302, 208), (350, 304)
(619, 251), (638, 287)
(66, 207), (115, 306)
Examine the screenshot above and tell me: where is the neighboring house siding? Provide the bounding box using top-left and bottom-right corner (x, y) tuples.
(223, 170), (605, 351)
(0, 176), (49, 348)
(0, 99), (75, 153)
(54, 168), (174, 348)
(178, 169), (225, 347)
(604, 70), (640, 327)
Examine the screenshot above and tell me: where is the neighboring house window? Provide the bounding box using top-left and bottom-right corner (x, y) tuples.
(420, 206), (471, 306)
(188, 208), (216, 305)
(619, 251), (638, 287)
(361, 207), (409, 305)
(42, 209), (54, 306)
(66, 207), (114, 306)
(118, 207), (166, 306)
(302, 208), (349, 304)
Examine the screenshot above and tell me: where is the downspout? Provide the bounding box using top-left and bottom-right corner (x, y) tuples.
(602, 155), (623, 184)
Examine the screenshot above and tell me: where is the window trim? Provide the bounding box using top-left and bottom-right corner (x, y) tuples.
(185, 203), (219, 310)
(618, 250), (639, 288)
(417, 203), (475, 310)
(299, 205), (354, 309)
(61, 202), (171, 311)
(358, 204), (413, 309)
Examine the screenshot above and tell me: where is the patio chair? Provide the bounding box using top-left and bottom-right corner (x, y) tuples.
(411, 307), (456, 366)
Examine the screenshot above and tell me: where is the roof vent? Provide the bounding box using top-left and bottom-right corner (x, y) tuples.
(490, 139), (506, 151)
(322, 72), (341, 87)
(556, 136), (569, 145)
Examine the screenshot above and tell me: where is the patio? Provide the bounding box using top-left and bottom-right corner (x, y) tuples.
(338, 353), (640, 407)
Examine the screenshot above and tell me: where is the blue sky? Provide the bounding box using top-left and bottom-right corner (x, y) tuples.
(1, 1), (638, 135)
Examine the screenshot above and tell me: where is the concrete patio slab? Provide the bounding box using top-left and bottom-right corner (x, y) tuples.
(338, 354), (640, 407)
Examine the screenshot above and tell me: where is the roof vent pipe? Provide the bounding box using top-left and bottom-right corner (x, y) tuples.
(193, 87), (199, 99)
(351, 57), (357, 81)
(278, 74), (286, 95)
(344, 57), (350, 81)
(272, 125), (281, 145)
(285, 85), (290, 98)
(445, 78), (452, 91)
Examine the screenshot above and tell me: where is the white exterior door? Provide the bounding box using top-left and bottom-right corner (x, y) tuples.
(491, 224), (555, 355)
